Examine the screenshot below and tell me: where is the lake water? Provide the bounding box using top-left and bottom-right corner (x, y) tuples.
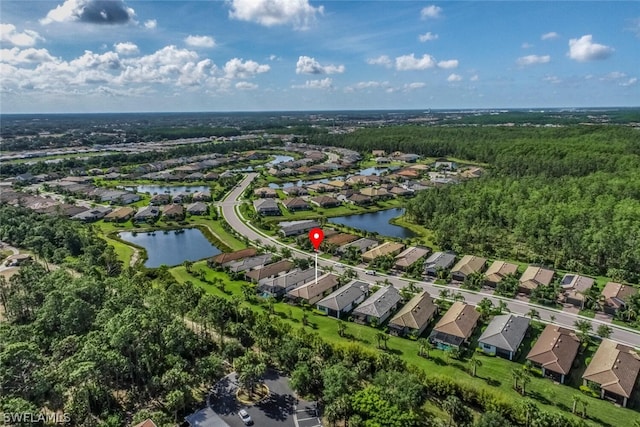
(268, 177), (336, 189)
(119, 228), (221, 268)
(329, 208), (416, 239)
(358, 167), (388, 176)
(266, 155), (294, 165)
(122, 185), (210, 195)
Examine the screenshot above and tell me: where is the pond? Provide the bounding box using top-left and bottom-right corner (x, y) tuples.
(328, 208), (416, 239)
(122, 185), (210, 195)
(119, 228), (221, 268)
(268, 177), (337, 189)
(266, 155), (294, 165)
(358, 167), (389, 176)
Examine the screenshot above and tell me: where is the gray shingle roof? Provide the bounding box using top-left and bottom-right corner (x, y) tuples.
(352, 286), (401, 319)
(478, 314), (530, 352)
(424, 251), (456, 270)
(317, 280), (369, 311)
(259, 268), (315, 289)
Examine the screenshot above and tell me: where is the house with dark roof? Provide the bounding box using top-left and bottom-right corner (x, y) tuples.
(279, 219), (319, 237)
(519, 265), (555, 294)
(310, 196), (341, 208)
(582, 339), (640, 407)
(560, 274), (595, 309)
(347, 193), (373, 206)
(133, 206), (160, 222)
(338, 238), (379, 255)
(72, 206), (112, 222)
(352, 285), (402, 324)
(225, 254), (273, 274)
(254, 187), (278, 198)
(394, 246), (430, 271)
(316, 280), (370, 318)
(258, 268), (316, 298)
(253, 198), (281, 216)
(245, 260), (294, 283)
(388, 291), (438, 337)
(451, 255), (487, 281)
(484, 261), (519, 287)
(424, 251), (457, 277)
(186, 202), (209, 215)
(478, 314), (530, 360)
(286, 273), (340, 305)
(208, 248), (257, 266)
(150, 194), (171, 205)
(429, 302), (480, 349)
(526, 325), (580, 384)
(601, 282), (637, 315)
(282, 197), (310, 212)
(162, 204), (185, 220)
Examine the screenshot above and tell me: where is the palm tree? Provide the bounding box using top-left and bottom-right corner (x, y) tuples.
(572, 394), (582, 414)
(375, 332), (386, 349)
(511, 368), (522, 391)
(438, 288), (451, 304)
(574, 319), (592, 344)
(520, 400), (538, 427)
(469, 356), (482, 377)
(497, 300), (509, 314)
(337, 321), (347, 337)
(526, 309), (540, 320)
(580, 398), (589, 418)
(596, 324), (613, 339)
(453, 292), (465, 302)
(417, 338), (430, 358)
(477, 297), (494, 320)
(550, 314), (556, 323)
(520, 370), (531, 395)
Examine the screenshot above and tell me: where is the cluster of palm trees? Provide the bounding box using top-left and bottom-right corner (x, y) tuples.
(511, 366), (533, 396)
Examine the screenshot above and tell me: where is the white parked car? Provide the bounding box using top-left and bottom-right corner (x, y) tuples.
(238, 409), (253, 425)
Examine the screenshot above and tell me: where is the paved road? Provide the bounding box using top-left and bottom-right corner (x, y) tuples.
(220, 173), (640, 349)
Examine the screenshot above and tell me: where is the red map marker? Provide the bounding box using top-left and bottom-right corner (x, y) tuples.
(308, 228), (324, 251)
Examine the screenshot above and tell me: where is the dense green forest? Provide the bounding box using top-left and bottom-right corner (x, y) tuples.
(313, 126), (640, 280)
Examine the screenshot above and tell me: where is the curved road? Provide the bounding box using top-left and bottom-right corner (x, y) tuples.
(221, 173), (640, 348)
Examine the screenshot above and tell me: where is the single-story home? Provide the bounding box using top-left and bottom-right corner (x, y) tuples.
(582, 339), (640, 407)
(226, 254), (273, 274)
(362, 242), (405, 263)
(150, 194), (171, 205)
(388, 291), (438, 337)
(254, 187), (278, 198)
(186, 202), (209, 215)
(347, 194), (373, 205)
(518, 265), (555, 294)
(104, 206), (136, 222)
(133, 206), (161, 222)
(352, 285), (402, 325)
(286, 273), (340, 305)
(424, 251), (457, 277)
(72, 206), (112, 222)
(282, 197), (310, 212)
(451, 255), (487, 281)
(254, 198), (281, 216)
(324, 233), (359, 247)
(162, 204), (185, 220)
(316, 280), (370, 319)
(279, 220), (320, 237)
(258, 268), (316, 298)
(526, 325), (580, 384)
(359, 187), (390, 199)
(208, 248), (257, 266)
(484, 260), (519, 287)
(560, 274), (595, 309)
(394, 246), (430, 271)
(338, 238), (379, 255)
(429, 302), (480, 349)
(245, 260), (294, 283)
(310, 196), (341, 208)
(282, 186), (308, 196)
(478, 314), (530, 360)
(601, 282), (637, 316)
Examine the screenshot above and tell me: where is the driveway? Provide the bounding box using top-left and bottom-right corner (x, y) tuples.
(209, 371), (321, 427)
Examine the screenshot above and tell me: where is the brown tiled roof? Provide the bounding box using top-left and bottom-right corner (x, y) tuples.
(389, 291), (437, 330)
(362, 242), (404, 262)
(282, 197), (309, 210)
(287, 273), (339, 303)
(162, 204), (184, 216)
(394, 246), (430, 268)
(485, 260), (519, 283)
(325, 233), (358, 246)
(519, 266), (555, 290)
(310, 196), (339, 207)
(582, 339), (640, 398)
(526, 325), (580, 375)
(245, 260), (294, 282)
(210, 248), (258, 265)
(132, 419), (157, 427)
(433, 302), (480, 339)
(602, 282), (638, 310)
(451, 255), (487, 276)
(104, 206), (135, 219)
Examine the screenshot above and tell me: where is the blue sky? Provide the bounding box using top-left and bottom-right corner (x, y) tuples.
(1, 1), (638, 113)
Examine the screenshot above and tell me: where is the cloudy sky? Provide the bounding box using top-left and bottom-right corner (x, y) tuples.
(1, 0), (638, 113)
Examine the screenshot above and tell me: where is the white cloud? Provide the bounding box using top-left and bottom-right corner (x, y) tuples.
(600, 72), (638, 87)
(41, 0), (136, 25)
(418, 32), (438, 42)
(395, 54), (436, 71)
(268, 54), (280, 61)
(114, 42), (139, 55)
(404, 82), (426, 90)
(0, 47), (56, 64)
(185, 35), (216, 48)
(516, 54), (551, 67)
(236, 81), (258, 90)
(521, 42), (533, 49)
(470, 74), (479, 82)
(224, 58), (270, 79)
(420, 5), (442, 19)
(292, 77), (333, 89)
(447, 73), (462, 82)
(366, 55), (392, 67)
(568, 35), (614, 61)
(144, 19), (157, 29)
(0, 24), (44, 47)
(543, 75), (562, 84)
(541, 32), (559, 40)
(228, 0), (324, 30)
(437, 59), (458, 69)
(344, 80), (389, 92)
(296, 56), (344, 74)
(621, 77), (638, 87)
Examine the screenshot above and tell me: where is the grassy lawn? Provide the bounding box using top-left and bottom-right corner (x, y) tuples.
(389, 215), (439, 249)
(169, 264), (640, 427)
(102, 234), (135, 264)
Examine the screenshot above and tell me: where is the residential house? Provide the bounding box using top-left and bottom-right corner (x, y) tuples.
(132, 419), (158, 427)
(560, 274), (595, 309)
(258, 268), (316, 298)
(460, 167), (484, 179)
(526, 325), (580, 384)
(582, 339), (640, 407)
(601, 282), (638, 316)
(451, 255), (487, 281)
(104, 206), (135, 222)
(352, 285), (402, 324)
(388, 291), (438, 337)
(435, 160), (457, 171)
(389, 186), (414, 197)
(338, 238), (378, 255)
(162, 204), (185, 220)
(375, 157), (391, 164)
(371, 150), (386, 157)
(253, 198), (281, 216)
(208, 248), (257, 267)
(133, 206), (160, 222)
(394, 246), (430, 271)
(245, 260), (294, 283)
(72, 206), (112, 222)
(118, 193), (141, 205)
(286, 273), (340, 305)
(362, 242), (405, 263)
(225, 254), (273, 274)
(203, 172), (219, 181)
(429, 302), (480, 349)
(519, 266), (555, 294)
(282, 186), (308, 197)
(192, 191), (212, 202)
(316, 280), (370, 318)
(484, 261), (519, 287)
(398, 153), (421, 163)
(359, 187), (390, 199)
(307, 183), (333, 193)
(478, 314), (530, 360)
(279, 219), (319, 237)
(282, 197), (310, 212)
(186, 172), (204, 181)
(172, 192), (191, 204)
(186, 202), (208, 215)
(396, 169), (420, 179)
(347, 194), (373, 206)
(326, 180), (348, 190)
(310, 196), (341, 208)
(150, 194), (171, 205)
(424, 251), (457, 277)
(254, 187), (278, 198)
